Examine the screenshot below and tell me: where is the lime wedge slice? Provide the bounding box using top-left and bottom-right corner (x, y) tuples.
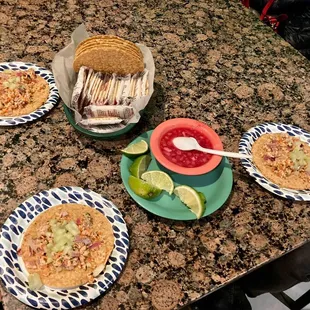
(141, 170), (174, 195)
(174, 185), (206, 219)
(197, 191), (206, 204)
(129, 155), (152, 178)
(122, 140), (148, 156)
(128, 175), (162, 200)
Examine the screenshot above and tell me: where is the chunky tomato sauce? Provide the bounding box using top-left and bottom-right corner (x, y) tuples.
(160, 127), (212, 168)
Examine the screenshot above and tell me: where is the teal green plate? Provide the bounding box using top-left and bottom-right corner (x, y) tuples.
(120, 130), (234, 220)
(63, 104), (142, 140)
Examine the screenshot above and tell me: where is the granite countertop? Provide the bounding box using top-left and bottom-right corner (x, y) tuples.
(1, 0), (310, 309)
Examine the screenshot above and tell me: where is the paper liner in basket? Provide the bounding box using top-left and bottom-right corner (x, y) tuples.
(51, 24), (155, 134)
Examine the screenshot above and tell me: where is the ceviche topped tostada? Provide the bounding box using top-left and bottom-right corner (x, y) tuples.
(252, 133), (310, 190)
(0, 69), (49, 117)
(18, 204), (114, 289)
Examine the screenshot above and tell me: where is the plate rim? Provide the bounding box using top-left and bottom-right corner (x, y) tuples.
(239, 122), (310, 201)
(0, 61), (59, 126)
(0, 186), (129, 309)
(120, 130), (234, 220)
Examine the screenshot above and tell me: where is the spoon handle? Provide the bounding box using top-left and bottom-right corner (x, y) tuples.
(198, 147), (252, 159)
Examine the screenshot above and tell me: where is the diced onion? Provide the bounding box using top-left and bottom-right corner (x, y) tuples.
(28, 273), (43, 290)
(93, 264), (105, 277)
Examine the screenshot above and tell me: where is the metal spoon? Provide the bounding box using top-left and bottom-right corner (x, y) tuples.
(173, 137), (252, 159)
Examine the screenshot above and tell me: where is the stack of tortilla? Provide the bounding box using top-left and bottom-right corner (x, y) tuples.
(73, 35), (144, 75)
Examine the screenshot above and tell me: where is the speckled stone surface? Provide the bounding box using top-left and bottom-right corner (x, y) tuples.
(0, 0), (310, 309)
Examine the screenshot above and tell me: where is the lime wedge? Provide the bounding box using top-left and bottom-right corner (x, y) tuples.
(122, 140), (148, 156)
(197, 191), (206, 204)
(128, 175), (162, 200)
(129, 155), (152, 178)
(174, 185), (206, 219)
(141, 171), (174, 195)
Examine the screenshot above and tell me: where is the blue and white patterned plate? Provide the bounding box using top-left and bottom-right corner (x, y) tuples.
(239, 122), (310, 201)
(0, 62), (59, 126)
(0, 187), (129, 309)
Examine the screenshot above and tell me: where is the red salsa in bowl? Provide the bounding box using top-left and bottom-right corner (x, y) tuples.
(160, 127), (212, 168)
(151, 118), (223, 176)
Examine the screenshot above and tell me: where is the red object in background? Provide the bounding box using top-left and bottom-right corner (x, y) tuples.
(260, 0), (288, 32)
(241, 0), (288, 32)
(241, 0), (250, 8)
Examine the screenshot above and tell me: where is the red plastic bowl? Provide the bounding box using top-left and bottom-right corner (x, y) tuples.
(150, 118), (223, 175)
